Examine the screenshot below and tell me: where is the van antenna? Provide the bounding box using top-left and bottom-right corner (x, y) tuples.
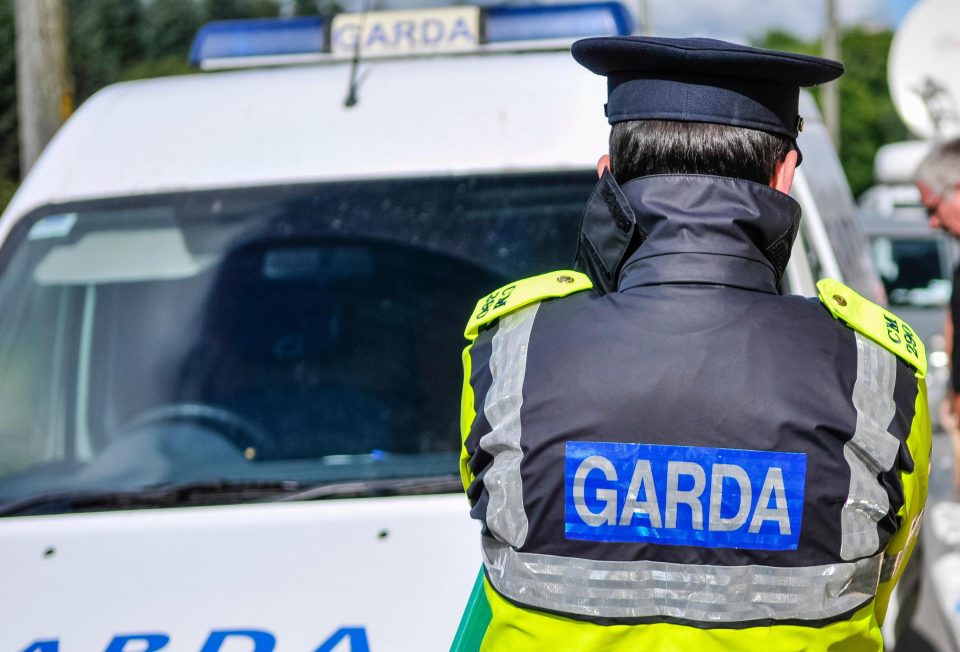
(343, 0), (370, 108)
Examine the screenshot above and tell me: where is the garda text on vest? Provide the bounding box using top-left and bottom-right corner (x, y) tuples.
(565, 442), (806, 550)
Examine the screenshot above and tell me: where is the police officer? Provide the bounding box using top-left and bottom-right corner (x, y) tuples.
(457, 37), (930, 651)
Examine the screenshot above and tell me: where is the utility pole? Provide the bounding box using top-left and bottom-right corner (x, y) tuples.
(638, 0), (651, 35)
(822, 0), (840, 147)
(15, 0), (72, 176)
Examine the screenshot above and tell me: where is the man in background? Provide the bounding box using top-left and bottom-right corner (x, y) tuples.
(917, 139), (960, 424)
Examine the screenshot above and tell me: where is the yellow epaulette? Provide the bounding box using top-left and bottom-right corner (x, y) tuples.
(817, 278), (927, 377)
(464, 270), (593, 341)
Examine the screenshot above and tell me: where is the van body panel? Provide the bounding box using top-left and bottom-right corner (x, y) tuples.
(2, 51), (607, 227)
(2, 494), (479, 651)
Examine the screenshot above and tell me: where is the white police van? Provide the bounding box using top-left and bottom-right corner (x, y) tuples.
(0, 5), (880, 651)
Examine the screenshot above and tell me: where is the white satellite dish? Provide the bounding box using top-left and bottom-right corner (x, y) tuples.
(889, 0), (960, 139)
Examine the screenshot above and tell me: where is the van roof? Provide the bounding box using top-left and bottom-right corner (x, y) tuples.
(873, 140), (932, 185)
(4, 50), (608, 222)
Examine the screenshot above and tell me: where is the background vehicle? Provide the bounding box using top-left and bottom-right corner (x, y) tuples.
(0, 6), (882, 651)
(859, 212), (955, 424)
(857, 144), (959, 651)
(858, 141), (932, 219)
(860, 1), (960, 643)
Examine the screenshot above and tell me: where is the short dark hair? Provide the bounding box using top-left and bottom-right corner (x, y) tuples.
(609, 120), (794, 186)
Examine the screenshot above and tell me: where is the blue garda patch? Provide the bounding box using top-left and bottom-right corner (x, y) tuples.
(564, 441), (806, 550)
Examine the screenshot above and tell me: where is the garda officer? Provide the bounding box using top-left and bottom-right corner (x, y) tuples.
(456, 37), (930, 651)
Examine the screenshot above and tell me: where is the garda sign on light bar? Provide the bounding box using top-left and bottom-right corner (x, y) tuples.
(565, 441), (806, 550)
(330, 7), (480, 57)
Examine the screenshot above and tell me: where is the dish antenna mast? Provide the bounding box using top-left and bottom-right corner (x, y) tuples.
(888, 0), (960, 139)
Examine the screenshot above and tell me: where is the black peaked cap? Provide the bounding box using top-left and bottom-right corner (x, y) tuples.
(571, 36), (844, 145)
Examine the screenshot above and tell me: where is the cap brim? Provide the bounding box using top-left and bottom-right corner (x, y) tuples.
(572, 36), (843, 87)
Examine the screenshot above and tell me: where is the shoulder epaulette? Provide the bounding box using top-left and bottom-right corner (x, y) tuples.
(817, 278), (927, 377)
(464, 270), (593, 341)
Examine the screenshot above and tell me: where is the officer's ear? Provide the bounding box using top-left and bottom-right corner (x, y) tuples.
(597, 154), (611, 178)
(771, 150), (798, 193)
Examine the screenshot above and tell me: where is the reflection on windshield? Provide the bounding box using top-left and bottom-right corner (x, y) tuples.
(0, 173), (594, 509)
(795, 113), (877, 297)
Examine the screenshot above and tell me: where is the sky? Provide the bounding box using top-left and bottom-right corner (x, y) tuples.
(647, 0), (915, 43)
(343, 0), (922, 43)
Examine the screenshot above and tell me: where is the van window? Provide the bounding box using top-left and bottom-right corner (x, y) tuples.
(0, 173), (594, 509)
(870, 236), (951, 307)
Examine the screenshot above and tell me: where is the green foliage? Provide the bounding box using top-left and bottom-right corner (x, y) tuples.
(838, 28), (909, 195)
(754, 28), (910, 197)
(122, 55), (196, 82)
(294, 0), (318, 15)
(294, 0), (342, 16)
(317, 0), (345, 16)
(143, 0), (202, 60)
(0, 177), (17, 215)
(244, 0), (281, 17)
(68, 0), (146, 102)
(0, 0), (18, 188)
(755, 30), (819, 57)
(203, 0), (281, 21)
(204, 0), (246, 20)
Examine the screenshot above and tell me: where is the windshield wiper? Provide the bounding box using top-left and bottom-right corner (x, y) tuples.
(272, 474), (462, 502)
(0, 475), (464, 517)
(0, 480), (304, 517)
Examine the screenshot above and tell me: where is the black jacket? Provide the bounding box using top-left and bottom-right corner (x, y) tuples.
(460, 174), (928, 633)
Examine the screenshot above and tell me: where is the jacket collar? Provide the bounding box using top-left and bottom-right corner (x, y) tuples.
(608, 174), (802, 294)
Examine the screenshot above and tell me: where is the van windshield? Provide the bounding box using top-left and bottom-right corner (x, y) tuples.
(0, 173), (593, 512)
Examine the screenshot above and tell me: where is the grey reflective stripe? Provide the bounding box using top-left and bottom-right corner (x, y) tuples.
(479, 303), (539, 548)
(841, 333), (901, 560)
(482, 537), (882, 623)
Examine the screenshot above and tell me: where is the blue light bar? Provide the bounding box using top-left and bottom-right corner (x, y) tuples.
(188, 4), (635, 68)
(189, 16), (325, 66)
(485, 2), (634, 43)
